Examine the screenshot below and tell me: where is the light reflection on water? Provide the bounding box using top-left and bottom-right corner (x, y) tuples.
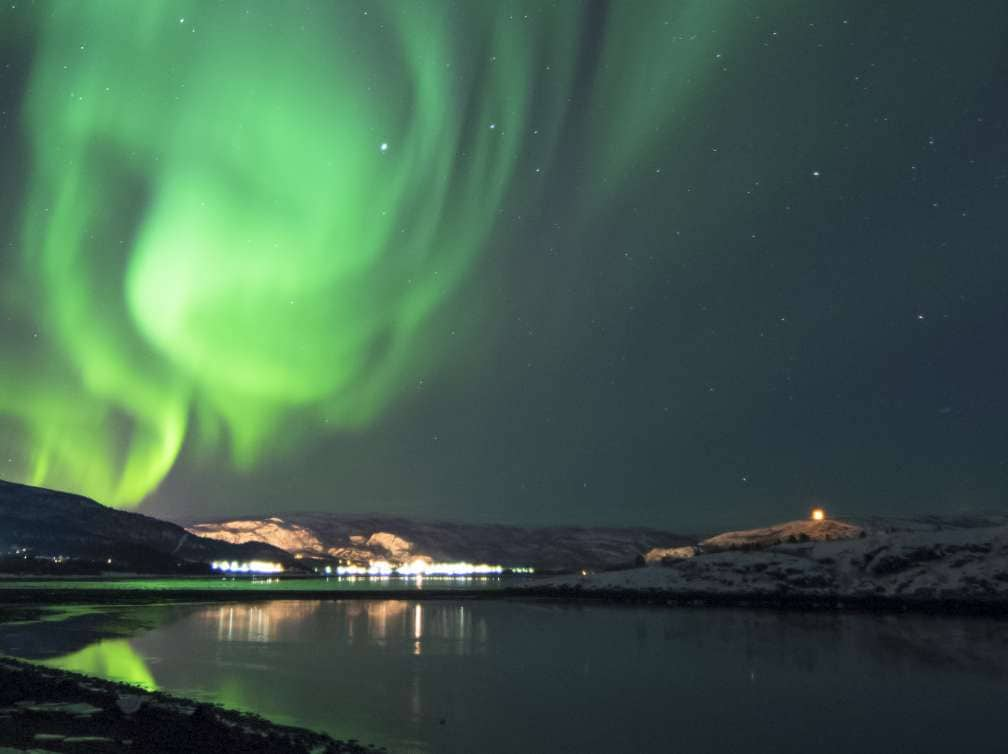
(199, 600), (484, 656)
(4, 601), (1008, 754)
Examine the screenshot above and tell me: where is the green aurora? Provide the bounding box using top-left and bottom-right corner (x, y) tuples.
(1, 1), (729, 507)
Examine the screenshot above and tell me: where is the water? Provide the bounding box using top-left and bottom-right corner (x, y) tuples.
(2, 599), (1007, 754)
(0, 575), (514, 592)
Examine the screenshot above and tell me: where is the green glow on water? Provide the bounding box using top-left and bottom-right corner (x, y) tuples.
(39, 638), (157, 691)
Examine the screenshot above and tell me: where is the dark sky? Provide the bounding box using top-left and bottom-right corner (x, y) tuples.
(1, 1), (1007, 531)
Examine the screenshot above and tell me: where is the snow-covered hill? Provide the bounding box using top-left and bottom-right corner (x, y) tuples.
(186, 513), (694, 572)
(530, 517), (1008, 605)
(698, 518), (864, 552)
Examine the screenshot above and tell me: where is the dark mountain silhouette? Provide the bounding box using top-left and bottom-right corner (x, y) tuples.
(0, 479), (292, 572)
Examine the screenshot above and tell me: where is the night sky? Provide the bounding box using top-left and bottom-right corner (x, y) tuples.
(1, 1), (1007, 531)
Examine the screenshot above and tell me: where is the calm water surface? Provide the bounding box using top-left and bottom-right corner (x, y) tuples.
(2, 599), (1007, 753)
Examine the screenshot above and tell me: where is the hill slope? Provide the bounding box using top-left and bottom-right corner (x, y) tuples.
(0, 479), (291, 570)
(698, 518), (864, 552)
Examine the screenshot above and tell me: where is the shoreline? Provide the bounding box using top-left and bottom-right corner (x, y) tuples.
(1, 581), (1007, 616)
(516, 585), (1008, 616)
(0, 655), (382, 753)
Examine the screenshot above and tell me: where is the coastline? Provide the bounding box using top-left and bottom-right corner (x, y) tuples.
(1, 580), (1007, 616)
(514, 584), (1008, 616)
(0, 654), (382, 754)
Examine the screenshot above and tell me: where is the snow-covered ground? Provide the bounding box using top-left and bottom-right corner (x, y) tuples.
(530, 518), (1008, 604)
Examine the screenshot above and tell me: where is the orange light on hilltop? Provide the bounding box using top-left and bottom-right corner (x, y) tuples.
(811, 508), (826, 521)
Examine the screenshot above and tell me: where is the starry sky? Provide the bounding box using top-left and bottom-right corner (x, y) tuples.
(1, 1), (1007, 531)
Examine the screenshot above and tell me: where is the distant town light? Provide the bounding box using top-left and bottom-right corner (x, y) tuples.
(334, 560), (509, 577)
(811, 508), (826, 521)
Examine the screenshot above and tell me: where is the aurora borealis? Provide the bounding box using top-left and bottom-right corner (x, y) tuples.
(2, 2), (1008, 528)
(3, 1), (712, 506)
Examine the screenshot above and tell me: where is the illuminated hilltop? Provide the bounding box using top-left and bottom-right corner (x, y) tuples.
(186, 513), (693, 573)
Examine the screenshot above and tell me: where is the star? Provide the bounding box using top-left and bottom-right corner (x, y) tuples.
(380, 142), (388, 152)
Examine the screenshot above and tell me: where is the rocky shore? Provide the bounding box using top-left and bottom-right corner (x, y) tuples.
(0, 656), (382, 754)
